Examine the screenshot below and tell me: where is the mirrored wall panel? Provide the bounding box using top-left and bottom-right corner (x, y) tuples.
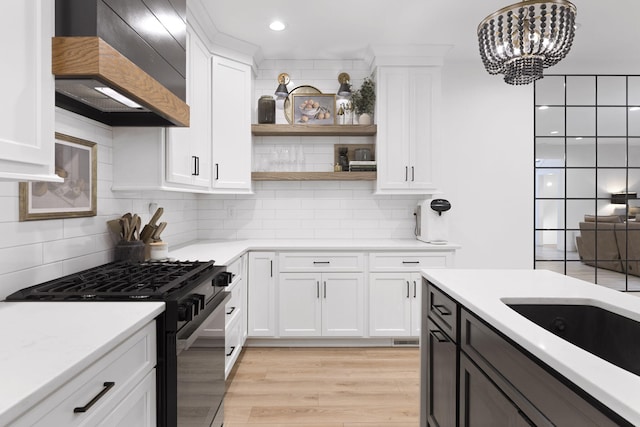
(535, 75), (640, 292)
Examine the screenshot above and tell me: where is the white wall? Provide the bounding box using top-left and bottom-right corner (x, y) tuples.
(0, 109), (199, 300)
(438, 59), (534, 268)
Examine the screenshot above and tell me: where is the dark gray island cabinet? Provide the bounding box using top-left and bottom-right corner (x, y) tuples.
(421, 278), (632, 427)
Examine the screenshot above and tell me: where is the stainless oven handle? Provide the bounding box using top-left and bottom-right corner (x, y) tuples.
(177, 292), (230, 354)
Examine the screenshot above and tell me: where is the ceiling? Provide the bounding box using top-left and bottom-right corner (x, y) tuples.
(193, 0), (640, 64)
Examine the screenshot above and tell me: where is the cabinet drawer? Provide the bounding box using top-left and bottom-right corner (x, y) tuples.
(225, 283), (242, 326)
(427, 282), (458, 342)
(369, 252), (450, 271)
(225, 317), (243, 378)
(279, 252), (364, 272)
(461, 309), (620, 426)
(15, 322), (156, 427)
(226, 256), (244, 283)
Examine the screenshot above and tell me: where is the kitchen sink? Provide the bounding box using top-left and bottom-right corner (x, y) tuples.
(506, 302), (640, 376)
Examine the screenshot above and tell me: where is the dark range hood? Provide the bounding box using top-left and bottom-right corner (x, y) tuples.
(54, 0), (190, 127)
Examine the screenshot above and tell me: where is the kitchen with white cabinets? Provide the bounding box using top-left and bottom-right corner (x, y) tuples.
(3, 0), (640, 426)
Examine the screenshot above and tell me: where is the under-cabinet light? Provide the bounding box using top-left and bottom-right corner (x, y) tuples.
(95, 87), (144, 109)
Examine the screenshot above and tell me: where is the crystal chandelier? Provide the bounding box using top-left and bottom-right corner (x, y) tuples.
(477, 0), (577, 85)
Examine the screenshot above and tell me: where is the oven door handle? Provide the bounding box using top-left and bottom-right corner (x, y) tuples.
(176, 292), (231, 354)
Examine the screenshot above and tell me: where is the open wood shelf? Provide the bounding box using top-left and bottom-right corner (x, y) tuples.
(252, 171), (377, 181)
(251, 124), (377, 136)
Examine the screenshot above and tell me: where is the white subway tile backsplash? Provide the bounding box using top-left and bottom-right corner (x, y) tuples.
(0, 220), (64, 249)
(0, 262), (64, 300)
(0, 244), (44, 275)
(43, 235), (96, 263)
(0, 197), (19, 222)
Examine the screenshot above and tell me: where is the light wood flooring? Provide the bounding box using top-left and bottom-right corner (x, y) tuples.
(224, 347), (420, 427)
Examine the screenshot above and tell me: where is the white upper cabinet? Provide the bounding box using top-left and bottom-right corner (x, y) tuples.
(210, 55), (252, 193)
(376, 66), (441, 194)
(166, 27), (212, 189)
(0, 2), (59, 182)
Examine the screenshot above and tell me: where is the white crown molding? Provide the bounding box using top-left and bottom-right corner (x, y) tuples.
(187, 0), (260, 73)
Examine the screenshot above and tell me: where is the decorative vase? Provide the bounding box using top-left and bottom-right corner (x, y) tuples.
(358, 113), (372, 125)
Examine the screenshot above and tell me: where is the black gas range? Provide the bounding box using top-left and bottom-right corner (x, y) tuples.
(6, 259), (233, 427)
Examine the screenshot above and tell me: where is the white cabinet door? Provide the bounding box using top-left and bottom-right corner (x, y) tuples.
(166, 27), (211, 189)
(376, 66), (440, 194)
(0, 1), (58, 182)
(369, 272), (413, 337)
(410, 272), (422, 337)
(279, 272), (322, 336)
(211, 56), (252, 193)
(97, 370), (156, 427)
(322, 273), (364, 337)
(247, 252), (276, 337)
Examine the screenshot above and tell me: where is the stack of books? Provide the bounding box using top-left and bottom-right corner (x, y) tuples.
(349, 161), (377, 172)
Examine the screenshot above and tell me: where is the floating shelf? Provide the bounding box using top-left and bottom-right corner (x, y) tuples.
(252, 171), (377, 181)
(251, 124), (377, 136)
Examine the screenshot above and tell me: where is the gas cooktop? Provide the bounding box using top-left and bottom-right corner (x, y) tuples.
(6, 260), (219, 301)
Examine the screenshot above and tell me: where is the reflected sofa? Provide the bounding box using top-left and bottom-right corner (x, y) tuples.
(576, 214), (640, 276)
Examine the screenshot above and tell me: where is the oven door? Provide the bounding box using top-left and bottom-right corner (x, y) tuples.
(176, 292), (230, 427)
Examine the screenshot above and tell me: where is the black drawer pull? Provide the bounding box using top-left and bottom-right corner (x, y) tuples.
(313, 261), (330, 264)
(432, 304), (452, 316)
(73, 382), (115, 413)
(226, 306), (236, 315)
(429, 329), (449, 343)
(226, 346), (236, 357)
(402, 261), (420, 264)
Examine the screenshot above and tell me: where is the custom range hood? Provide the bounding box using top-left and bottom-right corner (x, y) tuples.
(54, 0), (190, 127)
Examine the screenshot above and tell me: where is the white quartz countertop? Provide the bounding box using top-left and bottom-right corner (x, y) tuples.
(0, 301), (164, 425)
(169, 238), (459, 265)
(421, 269), (640, 425)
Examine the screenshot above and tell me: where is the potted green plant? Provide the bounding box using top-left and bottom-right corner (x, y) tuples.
(351, 77), (375, 125)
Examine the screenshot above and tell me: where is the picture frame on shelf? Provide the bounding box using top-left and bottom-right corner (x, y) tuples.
(19, 133), (97, 221)
(292, 93), (336, 125)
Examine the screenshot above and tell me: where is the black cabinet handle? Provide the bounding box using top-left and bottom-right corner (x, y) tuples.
(215, 163), (219, 180)
(406, 281), (410, 298)
(226, 306), (236, 315)
(324, 281), (327, 298)
(429, 329), (449, 343)
(313, 261), (330, 264)
(192, 156), (199, 176)
(317, 281), (320, 298)
(402, 261), (420, 264)
(432, 304), (452, 316)
(413, 281), (417, 298)
(405, 166), (408, 181)
(226, 346), (236, 357)
(73, 382), (115, 413)
(270, 260), (273, 277)
(411, 166), (414, 182)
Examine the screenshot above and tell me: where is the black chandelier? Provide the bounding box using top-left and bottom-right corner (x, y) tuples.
(477, 0), (577, 85)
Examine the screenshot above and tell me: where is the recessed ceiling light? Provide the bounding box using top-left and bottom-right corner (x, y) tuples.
(550, 131), (559, 135)
(538, 105), (550, 110)
(269, 21), (286, 31)
(630, 106), (640, 111)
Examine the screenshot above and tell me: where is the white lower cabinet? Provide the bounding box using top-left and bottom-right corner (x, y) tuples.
(279, 272), (364, 337)
(10, 321), (157, 427)
(368, 251), (453, 337)
(369, 272), (422, 337)
(247, 252), (276, 337)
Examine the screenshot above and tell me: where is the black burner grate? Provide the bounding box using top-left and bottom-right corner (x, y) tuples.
(6, 260), (215, 301)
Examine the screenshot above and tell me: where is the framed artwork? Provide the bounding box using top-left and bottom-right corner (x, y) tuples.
(19, 133), (97, 221)
(292, 93), (336, 125)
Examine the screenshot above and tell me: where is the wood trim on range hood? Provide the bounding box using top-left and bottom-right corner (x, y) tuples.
(52, 36), (190, 127)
